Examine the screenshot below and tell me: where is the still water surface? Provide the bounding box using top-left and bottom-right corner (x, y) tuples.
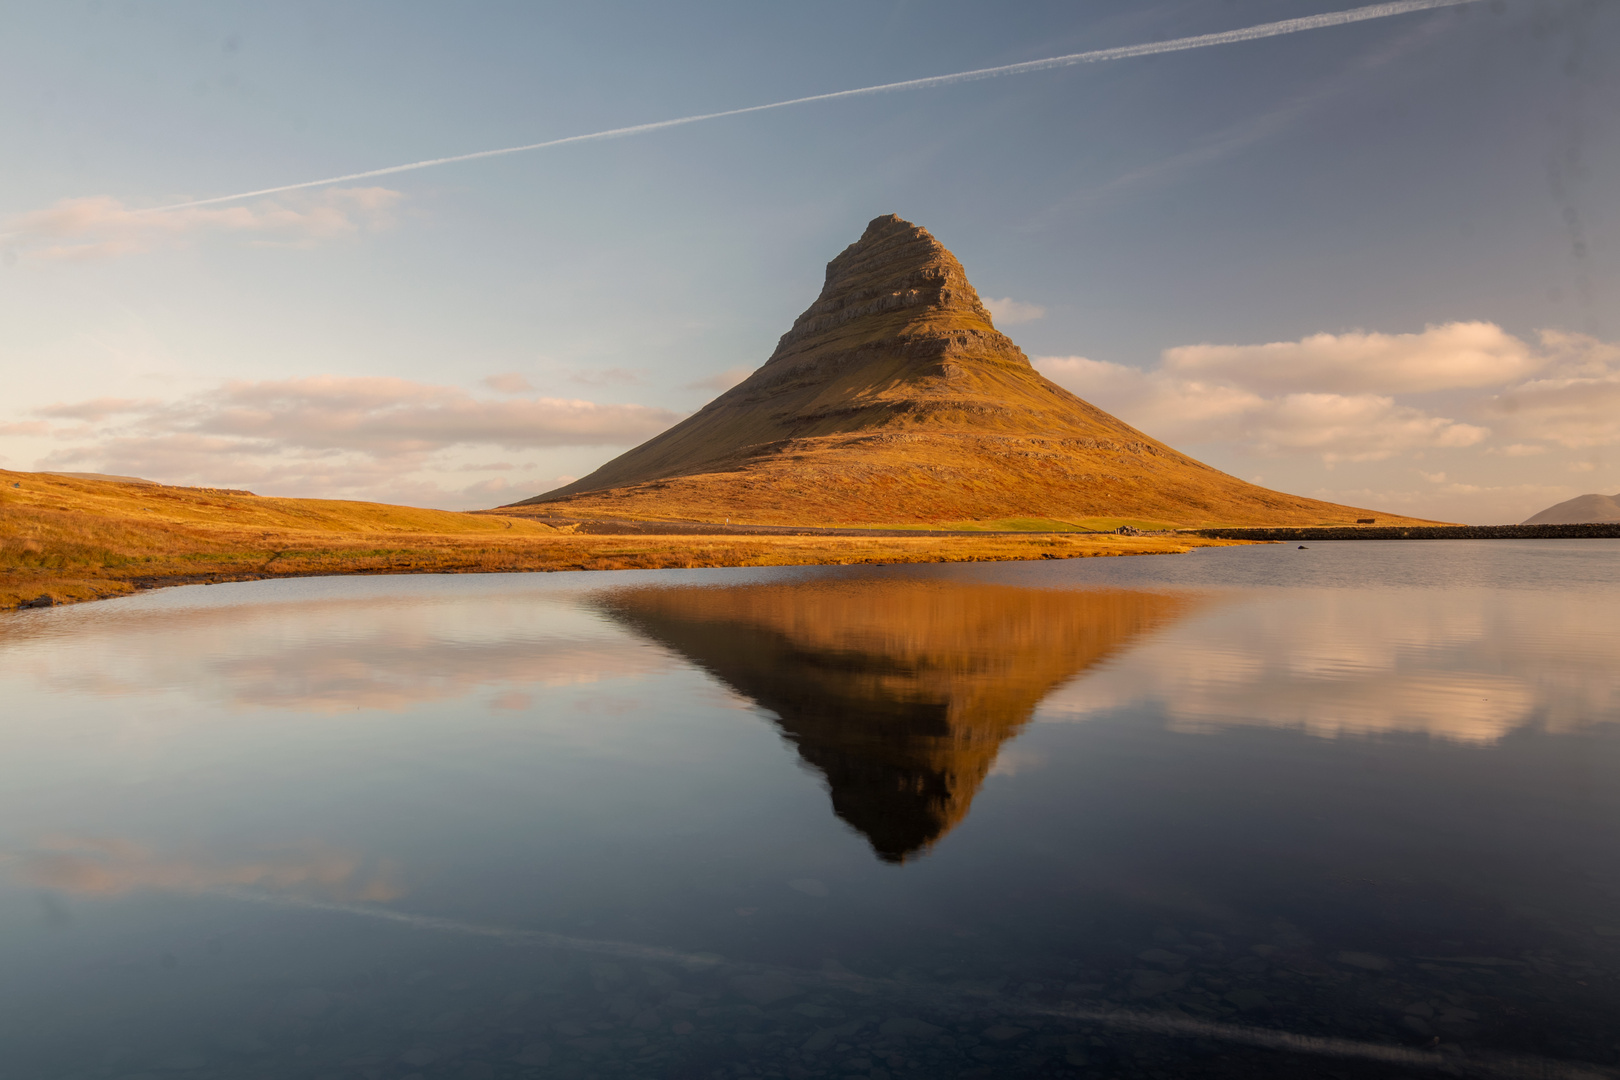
(1, 541), (1618, 1079)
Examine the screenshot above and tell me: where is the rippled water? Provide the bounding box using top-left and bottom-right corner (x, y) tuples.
(1, 540), (1618, 1079)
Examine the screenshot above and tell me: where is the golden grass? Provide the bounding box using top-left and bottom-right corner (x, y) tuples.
(516, 432), (1448, 530)
(1, 469), (1243, 611)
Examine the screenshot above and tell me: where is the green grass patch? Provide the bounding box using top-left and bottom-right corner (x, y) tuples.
(921, 516), (1187, 533)
(933, 517), (1096, 533)
(1049, 516), (1188, 533)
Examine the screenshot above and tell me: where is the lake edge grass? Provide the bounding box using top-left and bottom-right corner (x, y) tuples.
(2, 469), (1247, 611)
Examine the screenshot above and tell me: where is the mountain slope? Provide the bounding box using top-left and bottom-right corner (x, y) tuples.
(1521, 492), (1620, 525)
(510, 214), (1430, 528)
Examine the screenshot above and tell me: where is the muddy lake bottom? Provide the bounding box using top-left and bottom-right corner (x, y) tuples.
(1, 540), (1617, 1079)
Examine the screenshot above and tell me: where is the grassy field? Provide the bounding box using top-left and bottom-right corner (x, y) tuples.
(1, 470), (1246, 611)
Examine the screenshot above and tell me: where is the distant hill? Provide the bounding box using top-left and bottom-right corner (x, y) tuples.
(1522, 492), (1620, 525)
(508, 214), (1431, 528)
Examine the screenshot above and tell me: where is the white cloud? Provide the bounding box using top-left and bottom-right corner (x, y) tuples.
(1486, 332), (1620, 448)
(7, 590), (671, 713)
(179, 375), (677, 453)
(14, 836), (404, 903)
(460, 476), (522, 496)
(2, 187), (404, 261)
(1036, 355), (1485, 463)
(983, 297), (1047, 326)
(569, 367), (644, 386)
(1100, 324), (1620, 459)
(1162, 321), (1539, 394)
(1041, 589), (1620, 743)
(483, 373), (534, 394)
(26, 375), (682, 502)
(0, 421), (51, 436)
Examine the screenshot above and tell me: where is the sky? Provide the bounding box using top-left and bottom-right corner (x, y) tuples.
(1, 0), (1616, 524)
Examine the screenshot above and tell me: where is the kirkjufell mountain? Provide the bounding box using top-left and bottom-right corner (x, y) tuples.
(510, 214), (1415, 527)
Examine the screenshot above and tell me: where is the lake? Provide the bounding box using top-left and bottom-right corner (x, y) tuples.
(1, 540), (1617, 1080)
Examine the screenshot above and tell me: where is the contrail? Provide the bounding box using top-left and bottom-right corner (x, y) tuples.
(145, 0), (1481, 213)
(221, 888), (1614, 1080)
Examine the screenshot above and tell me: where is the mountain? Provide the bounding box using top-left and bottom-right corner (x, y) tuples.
(1521, 492), (1620, 525)
(596, 580), (1201, 862)
(509, 214), (1421, 528)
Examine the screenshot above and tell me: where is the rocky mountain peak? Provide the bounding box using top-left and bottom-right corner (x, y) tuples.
(508, 213), (1404, 530)
(762, 213), (1012, 372)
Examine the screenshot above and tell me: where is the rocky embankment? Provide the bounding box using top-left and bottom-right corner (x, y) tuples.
(1193, 523), (1620, 541)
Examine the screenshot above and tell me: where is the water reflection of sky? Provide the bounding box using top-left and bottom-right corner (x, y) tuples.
(1043, 588), (1620, 743)
(0, 544), (1618, 1078)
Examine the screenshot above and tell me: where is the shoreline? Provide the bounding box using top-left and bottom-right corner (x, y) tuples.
(1192, 523), (1620, 541)
(3, 531), (1247, 613)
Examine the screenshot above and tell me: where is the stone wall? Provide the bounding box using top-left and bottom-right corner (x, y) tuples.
(1191, 523), (1620, 541)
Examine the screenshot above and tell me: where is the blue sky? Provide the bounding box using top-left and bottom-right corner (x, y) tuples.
(2, 0), (1615, 521)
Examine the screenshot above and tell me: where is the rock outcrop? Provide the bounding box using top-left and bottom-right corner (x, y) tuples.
(510, 215), (1419, 528)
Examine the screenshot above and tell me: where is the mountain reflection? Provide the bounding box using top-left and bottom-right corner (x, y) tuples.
(597, 582), (1198, 862)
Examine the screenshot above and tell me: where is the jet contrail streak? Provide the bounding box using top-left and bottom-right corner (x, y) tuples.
(221, 888), (1612, 1080)
(142, 0), (1480, 213)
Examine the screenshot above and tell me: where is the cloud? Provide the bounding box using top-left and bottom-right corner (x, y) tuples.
(1486, 332), (1620, 448)
(1041, 588), (1620, 743)
(9, 589), (673, 713)
(33, 397), (155, 421)
(460, 476), (524, 496)
(96, 375), (678, 454)
(14, 835), (403, 902)
(1162, 322), (1540, 394)
(483, 373), (534, 394)
(1306, 481), (1581, 523)
(568, 367), (644, 386)
(26, 375), (682, 500)
(2, 187), (404, 261)
(1037, 355), (1485, 462)
(983, 297), (1047, 326)
(684, 366), (753, 393)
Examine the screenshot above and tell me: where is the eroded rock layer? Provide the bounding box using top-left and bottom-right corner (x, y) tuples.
(512, 215), (1416, 527)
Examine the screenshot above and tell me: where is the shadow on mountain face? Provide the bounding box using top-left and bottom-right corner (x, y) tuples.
(595, 579), (1202, 863)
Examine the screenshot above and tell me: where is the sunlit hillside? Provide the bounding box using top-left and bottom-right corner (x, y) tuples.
(0, 469), (1238, 610)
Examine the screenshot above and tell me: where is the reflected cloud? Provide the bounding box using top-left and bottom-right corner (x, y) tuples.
(1044, 589), (1620, 743)
(1, 591), (671, 714)
(12, 835), (404, 902)
(597, 582), (1201, 862)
